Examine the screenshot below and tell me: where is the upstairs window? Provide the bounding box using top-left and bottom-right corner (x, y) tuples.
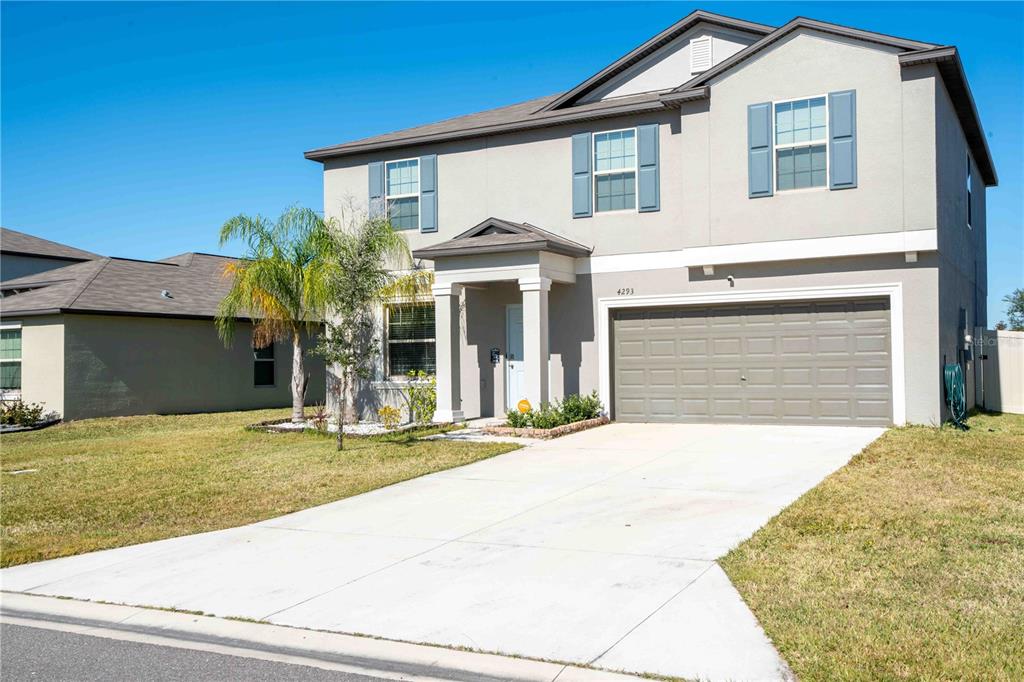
(1, 326), (22, 394)
(774, 96), (827, 191)
(594, 129), (636, 212)
(966, 152), (973, 229)
(253, 343), (275, 386)
(387, 303), (435, 377)
(385, 159), (420, 230)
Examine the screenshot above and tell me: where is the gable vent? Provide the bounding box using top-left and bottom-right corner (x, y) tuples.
(690, 36), (712, 74)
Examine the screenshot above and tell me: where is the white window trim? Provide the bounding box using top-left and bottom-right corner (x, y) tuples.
(384, 157), (421, 231)
(1, 321), (23, 398)
(596, 283), (907, 426)
(773, 94), (829, 193)
(592, 127), (638, 214)
(385, 302), (436, 379)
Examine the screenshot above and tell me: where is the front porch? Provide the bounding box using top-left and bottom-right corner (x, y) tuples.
(412, 218), (592, 422)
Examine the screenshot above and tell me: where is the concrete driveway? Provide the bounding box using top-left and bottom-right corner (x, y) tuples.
(0, 423), (883, 681)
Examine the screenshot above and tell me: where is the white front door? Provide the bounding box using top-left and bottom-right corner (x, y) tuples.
(506, 304), (525, 411)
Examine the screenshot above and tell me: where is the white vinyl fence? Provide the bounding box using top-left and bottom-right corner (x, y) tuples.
(977, 329), (1024, 415)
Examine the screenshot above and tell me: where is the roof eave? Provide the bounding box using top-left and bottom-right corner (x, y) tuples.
(304, 98), (670, 162)
(899, 46), (997, 186)
(412, 240), (589, 260)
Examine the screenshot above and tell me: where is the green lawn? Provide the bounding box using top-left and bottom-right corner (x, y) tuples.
(0, 409), (519, 567)
(722, 412), (1024, 682)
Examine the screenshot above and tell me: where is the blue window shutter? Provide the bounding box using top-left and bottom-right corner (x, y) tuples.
(368, 161), (384, 218)
(637, 123), (660, 212)
(748, 102), (772, 198)
(419, 154), (437, 232)
(829, 90), (857, 190)
(571, 132), (592, 218)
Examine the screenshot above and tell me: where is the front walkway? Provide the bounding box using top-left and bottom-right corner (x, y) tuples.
(0, 423), (883, 681)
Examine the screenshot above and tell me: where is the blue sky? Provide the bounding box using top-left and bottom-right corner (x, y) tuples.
(2, 1), (1021, 321)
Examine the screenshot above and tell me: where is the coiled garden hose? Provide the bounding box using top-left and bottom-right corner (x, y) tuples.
(943, 363), (968, 431)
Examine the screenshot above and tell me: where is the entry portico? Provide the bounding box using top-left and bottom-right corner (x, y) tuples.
(413, 218), (592, 422)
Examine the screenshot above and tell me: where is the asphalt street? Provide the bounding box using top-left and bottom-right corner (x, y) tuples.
(0, 623), (389, 682)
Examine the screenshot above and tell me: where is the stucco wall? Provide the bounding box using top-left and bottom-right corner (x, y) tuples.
(438, 256), (940, 425)
(62, 314), (325, 420)
(321, 29), (945, 260)
(934, 73), (988, 415)
(1, 254), (83, 281)
(13, 315), (65, 416)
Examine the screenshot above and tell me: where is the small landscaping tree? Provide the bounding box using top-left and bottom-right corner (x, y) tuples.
(216, 206), (337, 423)
(317, 214), (410, 450)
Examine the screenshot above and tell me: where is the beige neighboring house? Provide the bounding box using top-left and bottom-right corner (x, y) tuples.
(307, 11), (995, 426)
(0, 239), (325, 420)
(1, 226), (101, 281)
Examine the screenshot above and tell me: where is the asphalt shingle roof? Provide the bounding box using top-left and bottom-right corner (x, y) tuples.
(0, 253), (240, 319)
(0, 227), (100, 262)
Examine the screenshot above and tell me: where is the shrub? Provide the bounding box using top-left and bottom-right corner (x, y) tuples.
(504, 392), (604, 430)
(1, 399), (45, 427)
(405, 371), (436, 425)
(377, 405), (401, 430)
(309, 403), (329, 433)
(505, 409), (529, 428)
(559, 391), (603, 422)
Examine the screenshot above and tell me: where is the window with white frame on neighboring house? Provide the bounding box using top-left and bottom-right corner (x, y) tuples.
(774, 96), (827, 191)
(385, 159), (420, 230)
(966, 151), (973, 229)
(253, 343), (274, 386)
(386, 303), (435, 377)
(594, 129), (636, 212)
(1, 325), (22, 395)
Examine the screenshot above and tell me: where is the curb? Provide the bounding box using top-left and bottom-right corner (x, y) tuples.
(0, 592), (643, 682)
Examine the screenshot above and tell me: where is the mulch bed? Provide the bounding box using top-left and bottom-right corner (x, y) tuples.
(482, 416), (609, 439)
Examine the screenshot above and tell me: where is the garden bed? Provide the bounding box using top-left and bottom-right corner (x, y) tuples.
(246, 417), (420, 436)
(0, 417), (61, 434)
(483, 415), (609, 439)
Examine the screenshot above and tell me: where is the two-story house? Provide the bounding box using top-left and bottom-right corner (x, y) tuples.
(305, 11), (995, 427)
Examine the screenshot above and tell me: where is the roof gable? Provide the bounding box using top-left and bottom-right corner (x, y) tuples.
(540, 10), (773, 112)
(413, 218), (591, 260)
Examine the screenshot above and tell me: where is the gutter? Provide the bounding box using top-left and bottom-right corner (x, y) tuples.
(305, 99), (669, 161)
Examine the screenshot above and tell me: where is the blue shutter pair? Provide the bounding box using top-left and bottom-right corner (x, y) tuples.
(747, 90), (858, 198)
(368, 155), (438, 232)
(572, 125), (660, 217)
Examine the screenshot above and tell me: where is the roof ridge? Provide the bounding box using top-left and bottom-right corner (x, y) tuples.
(66, 258), (113, 309)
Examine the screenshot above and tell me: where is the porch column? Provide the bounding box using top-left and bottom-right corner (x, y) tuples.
(432, 282), (463, 422)
(519, 276), (551, 409)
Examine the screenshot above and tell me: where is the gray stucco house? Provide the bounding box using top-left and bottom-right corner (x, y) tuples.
(307, 11), (994, 427)
(0, 237), (325, 420)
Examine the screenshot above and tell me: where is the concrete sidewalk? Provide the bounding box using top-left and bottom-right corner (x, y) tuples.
(0, 423), (883, 680)
(0, 592), (640, 682)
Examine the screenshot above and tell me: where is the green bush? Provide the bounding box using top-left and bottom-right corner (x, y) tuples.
(504, 391), (604, 430)
(559, 391), (603, 422)
(404, 371), (436, 425)
(1, 399), (46, 427)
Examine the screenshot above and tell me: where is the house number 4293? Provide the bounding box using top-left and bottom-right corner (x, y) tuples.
(617, 287), (635, 296)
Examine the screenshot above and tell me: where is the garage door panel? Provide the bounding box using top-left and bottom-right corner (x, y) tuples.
(613, 298), (892, 425)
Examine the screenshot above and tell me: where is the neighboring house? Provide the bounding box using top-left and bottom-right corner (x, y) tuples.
(0, 248), (325, 420)
(306, 11), (995, 426)
(1, 227), (101, 281)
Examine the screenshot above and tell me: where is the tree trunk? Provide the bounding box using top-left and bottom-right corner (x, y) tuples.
(291, 332), (306, 423)
(336, 370), (346, 451)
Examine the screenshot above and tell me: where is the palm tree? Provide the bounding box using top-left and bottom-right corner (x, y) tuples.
(216, 206), (337, 423)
